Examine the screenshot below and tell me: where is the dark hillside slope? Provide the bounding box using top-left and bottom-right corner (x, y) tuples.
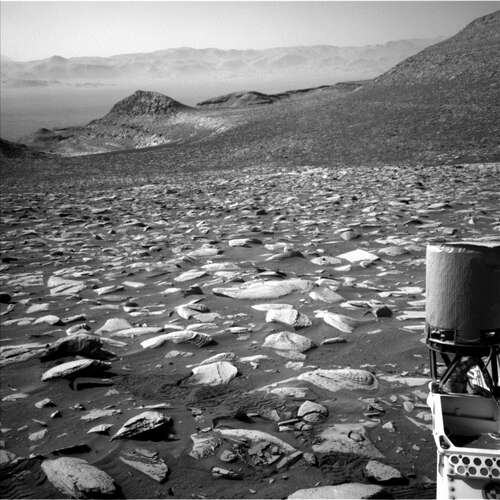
(219, 10), (500, 166)
(374, 10), (499, 86)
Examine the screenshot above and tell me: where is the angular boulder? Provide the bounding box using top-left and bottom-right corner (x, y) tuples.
(41, 457), (117, 498)
(189, 361), (238, 386)
(111, 411), (172, 440)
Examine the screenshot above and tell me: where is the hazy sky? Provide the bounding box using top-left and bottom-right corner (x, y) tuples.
(2, 1), (499, 61)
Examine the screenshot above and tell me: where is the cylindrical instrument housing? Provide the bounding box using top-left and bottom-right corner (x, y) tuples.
(426, 242), (500, 345)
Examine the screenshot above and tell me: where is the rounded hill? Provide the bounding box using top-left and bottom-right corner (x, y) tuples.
(106, 90), (190, 117)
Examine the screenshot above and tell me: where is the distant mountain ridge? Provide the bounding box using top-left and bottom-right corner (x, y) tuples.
(4, 11), (499, 165)
(1, 39), (440, 86)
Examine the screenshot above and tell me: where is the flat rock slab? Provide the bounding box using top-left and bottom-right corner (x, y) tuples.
(174, 269), (208, 282)
(189, 361), (238, 386)
(297, 368), (378, 392)
(378, 375), (430, 387)
(213, 278), (313, 300)
(312, 423), (383, 458)
(215, 428), (296, 454)
(265, 308), (311, 328)
(263, 331), (313, 353)
(47, 276), (86, 296)
(288, 483), (384, 499)
(315, 310), (369, 333)
(41, 359), (111, 381)
(252, 303), (294, 311)
(141, 330), (213, 349)
(120, 448), (169, 482)
(336, 249), (380, 263)
(110, 326), (162, 338)
(95, 318), (132, 334)
(41, 457), (117, 498)
(81, 408), (121, 422)
(309, 288), (344, 303)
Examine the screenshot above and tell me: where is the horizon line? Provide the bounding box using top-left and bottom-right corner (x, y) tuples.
(1, 36), (445, 63)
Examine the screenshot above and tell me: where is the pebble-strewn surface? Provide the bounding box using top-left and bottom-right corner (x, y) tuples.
(1, 163), (499, 498)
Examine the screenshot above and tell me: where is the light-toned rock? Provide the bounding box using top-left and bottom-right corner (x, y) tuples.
(26, 303), (50, 314)
(202, 262), (240, 271)
(213, 278), (313, 300)
(41, 457), (117, 498)
(175, 301), (209, 320)
(215, 428), (296, 454)
(174, 269), (207, 282)
(228, 238), (256, 247)
(378, 374), (430, 387)
(47, 276), (86, 296)
(110, 326), (162, 338)
(336, 249), (379, 263)
(0, 449), (18, 468)
(364, 460), (403, 482)
(81, 409), (121, 422)
(315, 310), (369, 333)
(189, 432), (222, 459)
(187, 245), (220, 258)
(310, 256), (342, 266)
(211, 466), (242, 479)
(41, 359), (111, 381)
(111, 411), (172, 440)
(141, 330), (213, 349)
(297, 401), (328, 423)
(0, 343), (47, 367)
(120, 448), (169, 483)
(298, 368), (378, 392)
(33, 314), (61, 325)
(309, 288), (344, 303)
(265, 308), (311, 329)
(191, 352), (236, 367)
(288, 483), (384, 499)
(189, 361), (238, 386)
(95, 318), (132, 334)
(2, 392), (29, 402)
(95, 285), (124, 296)
(251, 303), (294, 311)
(29, 429), (48, 441)
(87, 424), (113, 434)
(263, 331), (313, 353)
(312, 423), (383, 457)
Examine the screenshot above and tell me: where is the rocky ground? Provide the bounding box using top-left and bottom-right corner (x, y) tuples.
(1, 162), (499, 498)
